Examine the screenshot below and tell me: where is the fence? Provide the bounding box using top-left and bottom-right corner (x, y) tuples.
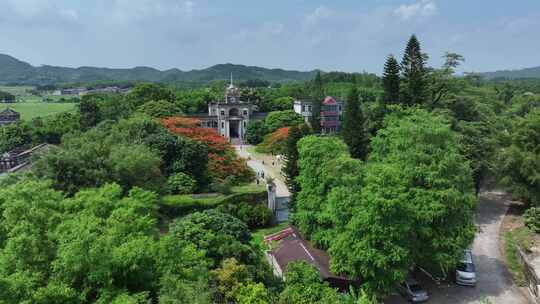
(516, 247), (540, 303)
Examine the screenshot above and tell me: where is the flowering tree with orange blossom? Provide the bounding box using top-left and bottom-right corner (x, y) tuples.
(161, 117), (253, 182)
(256, 127), (289, 155)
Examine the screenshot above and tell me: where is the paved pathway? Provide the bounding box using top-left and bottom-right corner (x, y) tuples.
(385, 192), (529, 304)
(234, 145), (290, 197)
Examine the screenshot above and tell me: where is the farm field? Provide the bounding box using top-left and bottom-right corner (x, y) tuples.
(0, 102), (77, 120)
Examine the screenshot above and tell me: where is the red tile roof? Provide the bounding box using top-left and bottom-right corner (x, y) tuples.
(265, 226), (345, 280)
(323, 96), (337, 105)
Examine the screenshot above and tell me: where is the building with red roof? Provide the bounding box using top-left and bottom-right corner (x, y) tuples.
(293, 96), (344, 134)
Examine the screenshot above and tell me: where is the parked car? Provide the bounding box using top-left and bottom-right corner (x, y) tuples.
(456, 249), (477, 286)
(398, 277), (429, 302)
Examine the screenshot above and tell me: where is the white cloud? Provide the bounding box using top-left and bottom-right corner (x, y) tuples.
(304, 6), (333, 28)
(394, 0), (437, 21)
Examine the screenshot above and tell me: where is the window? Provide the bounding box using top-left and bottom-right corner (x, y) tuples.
(308, 105), (312, 111)
(220, 110), (225, 116)
(338, 105), (342, 111)
(302, 105), (306, 112)
(221, 122), (224, 129)
(243, 109), (248, 116)
(243, 121), (247, 127)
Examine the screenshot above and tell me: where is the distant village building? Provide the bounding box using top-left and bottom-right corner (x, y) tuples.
(264, 226), (359, 290)
(53, 86), (130, 97)
(0, 108), (21, 126)
(190, 76), (267, 141)
(293, 96), (344, 134)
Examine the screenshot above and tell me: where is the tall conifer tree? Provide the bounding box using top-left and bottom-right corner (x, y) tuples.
(283, 124), (310, 210)
(342, 87), (368, 160)
(382, 55), (401, 105)
(310, 71), (324, 133)
(401, 34), (427, 106)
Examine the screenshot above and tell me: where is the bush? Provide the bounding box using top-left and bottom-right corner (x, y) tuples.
(217, 202), (273, 229)
(524, 207), (540, 233)
(159, 189), (267, 218)
(211, 176), (235, 195)
(167, 172), (197, 195)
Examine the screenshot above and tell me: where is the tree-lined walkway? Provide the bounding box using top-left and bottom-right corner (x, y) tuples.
(234, 145), (290, 197)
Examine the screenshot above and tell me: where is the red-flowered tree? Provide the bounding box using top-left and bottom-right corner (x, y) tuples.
(256, 127), (289, 155)
(161, 117), (253, 182)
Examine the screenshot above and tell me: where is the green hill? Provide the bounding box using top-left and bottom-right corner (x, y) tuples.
(0, 54), (317, 85)
(481, 66), (540, 80)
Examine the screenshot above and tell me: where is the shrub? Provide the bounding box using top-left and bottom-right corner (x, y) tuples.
(217, 202), (273, 229)
(524, 207), (540, 233)
(167, 172), (197, 195)
(211, 176), (235, 195)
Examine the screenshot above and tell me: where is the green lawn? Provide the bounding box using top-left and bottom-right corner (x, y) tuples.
(251, 222), (289, 250)
(0, 102), (77, 120)
(0, 85), (34, 96)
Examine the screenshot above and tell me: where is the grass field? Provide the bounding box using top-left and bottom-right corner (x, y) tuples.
(0, 102), (77, 120)
(0, 85), (80, 103)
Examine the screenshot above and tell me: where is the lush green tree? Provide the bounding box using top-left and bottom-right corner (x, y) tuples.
(235, 282), (271, 304)
(271, 96), (295, 111)
(128, 83), (175, 104)
(341, 87), (369, 160)
(278, 262), (341, 304)
(217, 202), (273, 229)
(0, 91), (15, 102)
(426, 52), (466, 108)
(0, 121), (32, 153)
(500, 108), (540, 205)
(212, 258), (251, 302)
(310, 71), (324, 133)
(156, 237), (212, 304)
(401, 35), (427, 106)
(245, 120), (267, 145)
(264, 110), (304, 133)
(30, 112), (80, 145)
(138, 100), (183, 118)
(167, 172), (197, 195)
(167, 210), (255, 267)
(382, 55), (400, 105)
(294, 136), (363, 248)
(33, 129), (111, 194)
(329, 108), (476, 294)
(79, 96), (101, 130)
(282, 124), (311, 205)
(111, 114), (209, 185)
(107, 144), (165, 193)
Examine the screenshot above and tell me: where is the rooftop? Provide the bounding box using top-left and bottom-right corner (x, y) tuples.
(264, 226), (345, 280)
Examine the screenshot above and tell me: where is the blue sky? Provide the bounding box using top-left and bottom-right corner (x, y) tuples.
(1, 0), (539, 74)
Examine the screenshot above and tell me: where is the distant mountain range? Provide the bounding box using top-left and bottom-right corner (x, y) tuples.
(0, 54), (318, 86)
(480, 66), (540, 80)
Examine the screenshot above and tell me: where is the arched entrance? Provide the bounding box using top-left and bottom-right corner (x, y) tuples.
(229, 108), (239, 117)
(229, 120), (240, 138)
